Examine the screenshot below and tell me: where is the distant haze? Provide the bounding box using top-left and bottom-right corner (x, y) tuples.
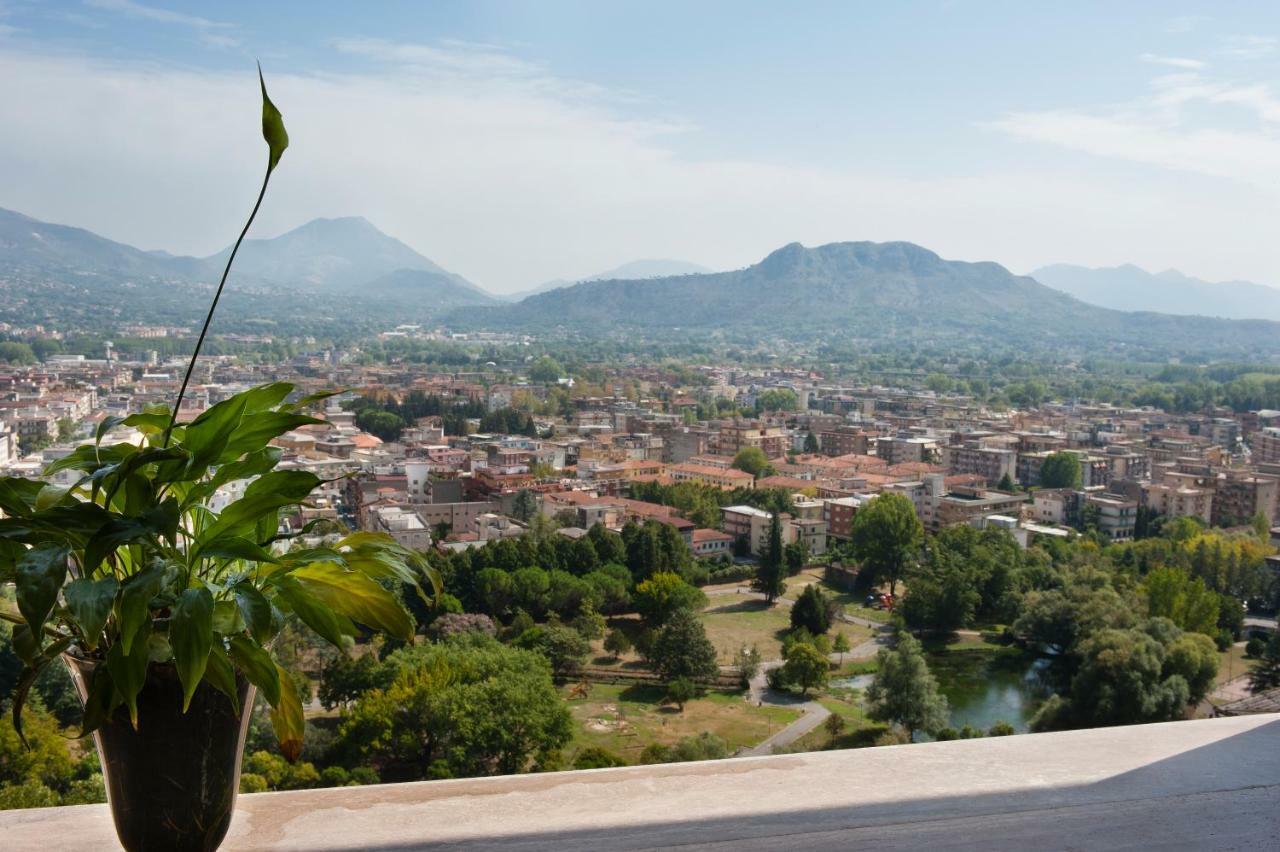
(1031, 264), (1280, 322)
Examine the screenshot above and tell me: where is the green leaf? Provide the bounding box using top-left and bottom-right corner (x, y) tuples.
(170, 587), (214, 712)
(181, 395), (248, 473)
(63, 576), (119, 651)
(11, 635), (73, 745)
(83, 498), (180, 574)
(96, 415), (127, 446)
(115, 562), (167, 655)
(0, 477), (44, 516)
(218, 412), (323, 463)
(271, 574), (357, 648)
(228, 635), (280, 706)
(79, 665), (118, 737)
(15, 544), (69, 643)
(233, 382), (294, 414)
(107, 623), (151, 728)
(269, 662), (304, 762)
(259, 64), (289, 174)
(204, 642), (240, 710)
(201, 536), (279, 565)
(11, 624), (39, 665)
(212, 599), (247, 636)
(193, 471), (319, 554)
(121, 410), (170, 435)
(232, 582), (274, 644)
(180, 447), (281, 511)
(34, 484), (73, 512)
(283, 388), (344, 412)
(292, 562), (414, 640)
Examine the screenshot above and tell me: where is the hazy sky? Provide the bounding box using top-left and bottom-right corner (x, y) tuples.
(2, 2), (1280, 293)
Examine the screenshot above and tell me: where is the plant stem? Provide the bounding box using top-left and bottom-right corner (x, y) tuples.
(162, 165), (273, 447)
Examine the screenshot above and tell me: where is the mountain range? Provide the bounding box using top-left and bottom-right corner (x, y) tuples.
(507, 259), (713, 301)
(1031, 263), (1280, 321)
(4, 205), (1280, 356)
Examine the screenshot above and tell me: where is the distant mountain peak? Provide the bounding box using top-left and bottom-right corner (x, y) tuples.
(1031, 262), (1280, 321)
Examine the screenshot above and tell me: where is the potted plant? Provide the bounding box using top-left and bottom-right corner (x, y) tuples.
(0, 69), (438, 851)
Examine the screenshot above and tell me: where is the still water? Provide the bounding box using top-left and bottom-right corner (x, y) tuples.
(928, 650), (1053, 732)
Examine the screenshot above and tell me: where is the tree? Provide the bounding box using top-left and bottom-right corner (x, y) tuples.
(752, 512), (787, 603)
(528, 356), (564, 383)
(0, 341), (36, 365)
(803, 431), (820, 454)
(511, 489), (539, 522)
(337, 637), (572, 780)
(1145, 566), (1220, 637)
(731, 446), (771, 477)
(318, 652), (394, 710)
(756, 388), (798, 413)
(790, 584), (833, 635)
(355, 408), (406, 442)
(849, 493), (923, 596)
(996, 473), (1016, 492)
(832, 631), (851, 664)
(781, 642), (829, 696)
(785, 540), (809, 575)
(733, 644), (762, 686)
(866, 634), (949, 739)
(1250, 632), (1280, 694)
(603, 627), (632, 660)
(1162, 632), (1219, 703)
(1060, 629), (1190, 728)
(633, 571), (707, 626)
(647, 608), (719, 682)
(666, 676), (696, 711)
(1039, 451), (1081, 489)
(824, 712), (847, 742)
(515, 624), (591, 679)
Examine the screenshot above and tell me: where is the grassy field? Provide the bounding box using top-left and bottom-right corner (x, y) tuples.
(1217, 641), (1253, 686)
(786, 693), (887, 753)
(563, 682), (799, 761)
(700, 598), (795, 662)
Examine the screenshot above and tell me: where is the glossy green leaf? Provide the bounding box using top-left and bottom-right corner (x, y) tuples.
(115, 562), (167, 655)
(204, 642), (240, 710)
(228, 635), (280, 706)
(0, 477), (44, 517)
(283, 388), (344, 412)
(292, 562), (414, 640)
(259, 65), (289, 174)
(34, 484), (73, 512)
(170, 587), (214, 711)
(271, 574), (357, 648)
(269, 662), (304, 762)
(180, 447), (281, 511)
(95, 415), (127, 446)
(121, 410), (170, 435)
(182, 395), (248, 469)
(232, 582), (274, 644)
(63, 576), (120, 651)
(107, 622), (151, 728)
(15, 544), (69, 643)
(218, 412), (323, 463)
(233, 382), (294, 414)
(83, 498), (180, 574)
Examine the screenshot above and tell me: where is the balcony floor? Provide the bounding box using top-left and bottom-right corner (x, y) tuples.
(2, 714), (1277, 850)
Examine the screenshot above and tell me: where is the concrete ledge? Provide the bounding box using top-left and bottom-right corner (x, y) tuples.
(3, 714), (1278, 850)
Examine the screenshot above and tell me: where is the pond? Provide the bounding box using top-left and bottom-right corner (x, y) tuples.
(926, 648), (1053, 734)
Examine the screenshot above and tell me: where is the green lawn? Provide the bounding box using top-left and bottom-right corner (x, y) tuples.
(563, 682), (799, 761)
(786, 693), (887, 753)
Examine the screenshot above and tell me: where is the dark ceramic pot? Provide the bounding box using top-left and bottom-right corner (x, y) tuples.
(64, 655), (256, 852)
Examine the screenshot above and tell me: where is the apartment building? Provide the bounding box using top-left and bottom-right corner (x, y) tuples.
(817, 425), (872, 457)
(668, 462), (755, 489)
(943, 441), (1017, 485)
(1212, 473), (1279, 527)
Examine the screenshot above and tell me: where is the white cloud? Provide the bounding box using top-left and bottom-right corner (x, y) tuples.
(84, 0), (228, 30)
(1220, 35), (1277, 59)
(2, 46), (1280, 292)
(1140, 53), (1207, 70)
